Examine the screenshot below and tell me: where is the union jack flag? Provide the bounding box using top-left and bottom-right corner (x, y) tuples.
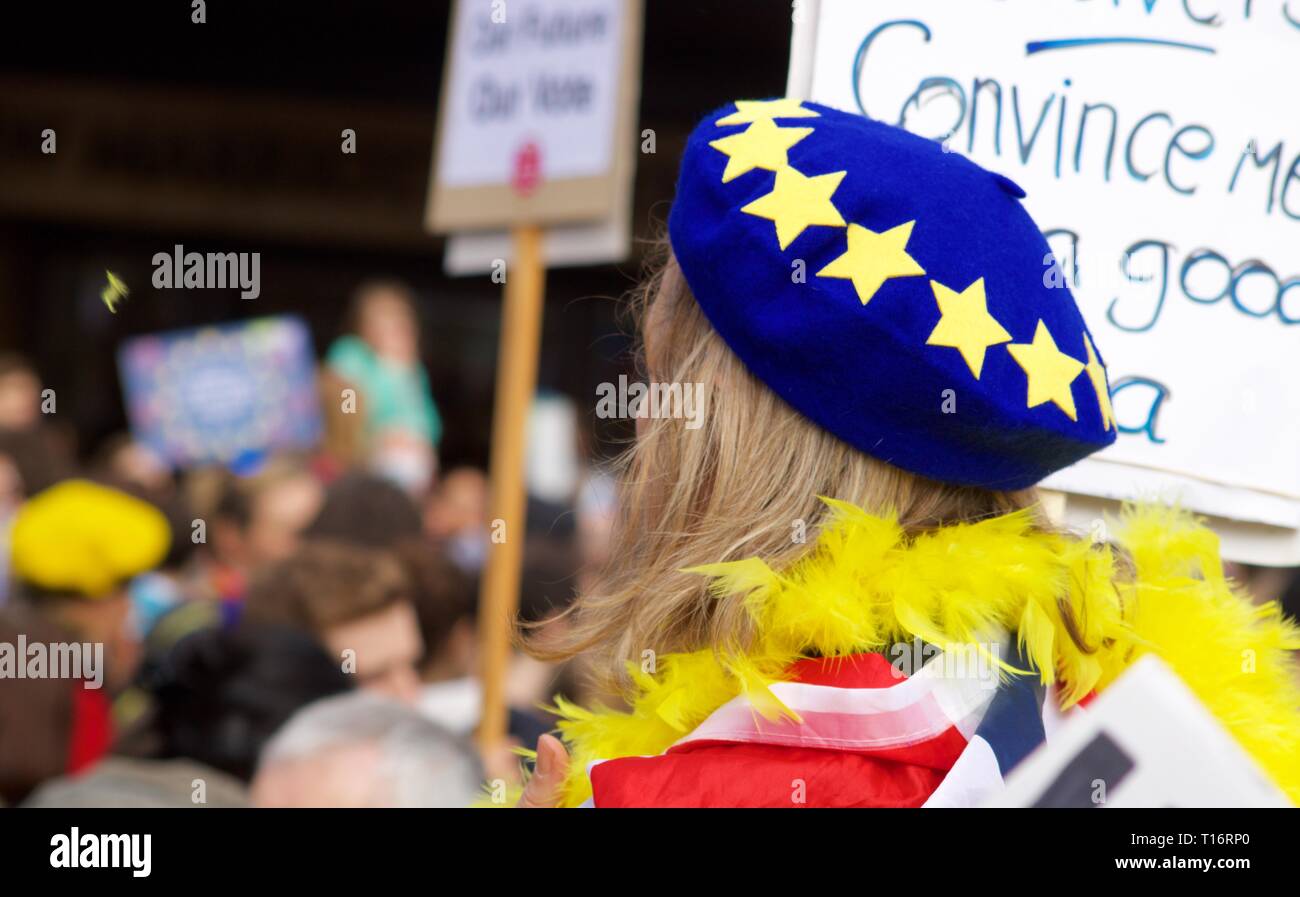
(582, 643), (1082, 807)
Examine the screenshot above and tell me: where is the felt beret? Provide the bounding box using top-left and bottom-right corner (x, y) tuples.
(11, 479), (171, 598)
(668, 99), (1116, 490)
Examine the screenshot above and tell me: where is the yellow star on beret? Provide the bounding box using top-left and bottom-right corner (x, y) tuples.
(817, 220), (926, 305)
(709, 118), (814, 183)
(715, 98), (819, 127)
(742, 167), (847, 250)
(925, 278), (1011, 378)
(1083, 333), (1116, 431)
(1007, 321), (1086, 421)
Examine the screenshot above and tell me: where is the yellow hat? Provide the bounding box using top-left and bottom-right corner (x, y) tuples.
(10, 479), (172, 598)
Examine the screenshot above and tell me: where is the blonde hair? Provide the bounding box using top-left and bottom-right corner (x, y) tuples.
(531, 245), (1049, 695)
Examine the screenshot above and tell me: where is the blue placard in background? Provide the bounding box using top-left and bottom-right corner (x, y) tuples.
(118, 316), (322, 468)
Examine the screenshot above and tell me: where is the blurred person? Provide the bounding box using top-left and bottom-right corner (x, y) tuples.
(214, 456), (324, 569)
(301, 473), (474, 711)
(6, 479), (171, 773)
(0, 605), (93, 804)
(0, 444), (22, 607)
(304, 470), (423, 550)
(250, 690), (481, 808)
(111, 492), (212, 748)
(112, 598), (225, 759)
(399, 537), (566, 752)
(397, 538), (475, 688)
(190, 457), (324, 607)
(515, 101), (1300, 808)
(23, 626), (341, 808)
(0, 427), (79, 607)
(0, 356), (77, 488)
(507, 536), (584, 720)
(424, 466), (489, 573)
(91, 433), (175, 504)
(300, 472), (490, 717)
(143, 624), (354, 783)
(325, 280), (442, 497)
(0, 353), (42, 431)
(0, 424), (70, 498)
(243, 540), (423, 703)
(125, 494), (204, 641)
(124, 481), (229, 683)
(22, 756), (248, 808)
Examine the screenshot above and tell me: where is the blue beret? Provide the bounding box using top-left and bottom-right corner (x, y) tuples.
(668, 99), (1116, 491)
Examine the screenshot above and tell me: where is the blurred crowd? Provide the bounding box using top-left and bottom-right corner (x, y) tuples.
(0, 280), (617, 808)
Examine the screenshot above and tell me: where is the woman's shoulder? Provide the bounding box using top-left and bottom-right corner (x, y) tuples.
(325, 335), (377, 376)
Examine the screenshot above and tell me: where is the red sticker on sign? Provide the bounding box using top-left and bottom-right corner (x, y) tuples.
(512, 141), (542, 196)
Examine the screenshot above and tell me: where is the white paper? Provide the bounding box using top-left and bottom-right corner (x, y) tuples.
(794, 0), (1300, 535)
(437, 0), (625, 188)
(988, 656), (1289, 808)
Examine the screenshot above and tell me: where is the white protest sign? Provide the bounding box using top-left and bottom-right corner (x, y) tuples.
(987, 656), (1289, 808)
(427, 0), (639, 232)
(790, 0), (1300, 561)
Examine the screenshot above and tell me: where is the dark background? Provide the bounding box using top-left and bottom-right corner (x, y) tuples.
(0, 0), (791, 468)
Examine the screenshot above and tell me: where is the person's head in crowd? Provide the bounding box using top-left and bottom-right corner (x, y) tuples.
(537, 228), (1048, 692)
(404, 528), (578, 675)
(243, 540), (424, 703)
(203, 456), (324, 592)
(0, 424), (73, 501)
(251, 691), (482, 808)
(146, 624), (354, 782)
(393, 538), (476, 682)
(404, 530), (580, 734)
(9, 479), (171, 692)
(350, 279), (421, 366)
(0, 605), (90, 804)
(0, 353), (42, 431)
(305, 471), (423, 550)
(509, 536), (584, 710)
(424, 466), (489, 572)
(517, 536), (580, 629)
(21, 755), (250, 809)
(91, 433), (174, 503)
(296, 470), (481, 687)
(370, 431), (437, 501)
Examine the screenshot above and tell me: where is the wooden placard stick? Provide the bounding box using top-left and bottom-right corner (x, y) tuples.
(477, 224), (545, 750)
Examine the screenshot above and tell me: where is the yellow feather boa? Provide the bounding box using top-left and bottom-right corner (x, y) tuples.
(552, 500), (1300, 807)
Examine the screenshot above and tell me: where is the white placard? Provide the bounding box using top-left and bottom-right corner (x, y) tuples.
(436, 0), (624, 189)
(443, 215), (630, 275)
(987, 655), (1289, 808)
(790, 0), (1300, 556)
